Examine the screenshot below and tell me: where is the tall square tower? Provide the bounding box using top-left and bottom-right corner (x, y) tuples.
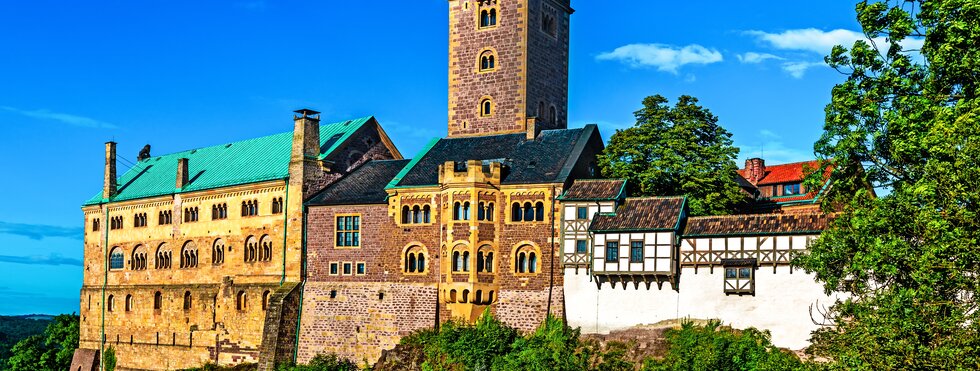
(447, 0), (572, 137)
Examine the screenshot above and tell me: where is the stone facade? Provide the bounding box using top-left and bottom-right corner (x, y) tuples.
(447, 0), (572, 137)
(73, 115), (399, 371)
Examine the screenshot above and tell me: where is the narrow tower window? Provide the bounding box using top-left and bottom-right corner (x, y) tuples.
(480, 99), (493, 117)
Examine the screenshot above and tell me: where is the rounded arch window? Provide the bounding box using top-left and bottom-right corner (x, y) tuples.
(480, 98), (493, 117)
(153, 291), (162, 310)
(236, 290), (247, 311)
(514, 245), (539, 274)
(262, 290), (271, 311)
(404, 245), (428, 274)
(107, 295), (115, 312)
(183, 291), (192, 310)
(452, 244), (471, 273)
(550, 105), (558, 126)
(212, 238), (225, 265)
(108, 247), (124, 270)
(477, 245), (495, 273)
(244, 235), (258, 263)
(180, 241), (198, 269)
(125, 294), (133, 312)
(479, 50), (496, 72)
(259, 235), (273, 262)
(130, 245), (147, 271)
(155, 243), (172, 269)
(479, 7), (498, 28)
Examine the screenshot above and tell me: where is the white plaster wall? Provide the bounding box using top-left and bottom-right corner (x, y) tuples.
(564, 265), (840, 350)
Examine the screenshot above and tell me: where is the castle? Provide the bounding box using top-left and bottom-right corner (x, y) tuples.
(70, 1), (839, 370)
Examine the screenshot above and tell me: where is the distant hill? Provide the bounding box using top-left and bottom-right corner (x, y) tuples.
(0, 314), (55, 367)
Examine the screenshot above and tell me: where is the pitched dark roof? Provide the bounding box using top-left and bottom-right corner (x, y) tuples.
(559, 179), (626, 201)
(589, 197), (686, 232)
(306, 159), (411, 206)
(388, 126), (598, 188)
(683, 213), (832, 237)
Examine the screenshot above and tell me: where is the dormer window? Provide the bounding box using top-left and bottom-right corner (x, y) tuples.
(782, 183), (802, 196)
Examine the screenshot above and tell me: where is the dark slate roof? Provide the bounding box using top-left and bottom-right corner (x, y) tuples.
(388, 126), (598, 188)
(683, 213), (832, 237)
(589, 197), (686, 232)
(306, 159), (411, 206)
(559, 179), (627, 201)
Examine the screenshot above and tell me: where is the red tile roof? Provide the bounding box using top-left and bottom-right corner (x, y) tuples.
(737, 160), (825, 186)
(560, 179), (626, 201)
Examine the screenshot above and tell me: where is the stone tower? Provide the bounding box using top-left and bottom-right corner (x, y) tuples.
(447, 0), (572, 138)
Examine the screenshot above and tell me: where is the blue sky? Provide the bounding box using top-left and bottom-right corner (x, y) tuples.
(0, 1), (870, 315)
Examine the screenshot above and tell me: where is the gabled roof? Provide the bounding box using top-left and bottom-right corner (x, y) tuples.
(559, 179), (626, 201)
(84, 116), (376, 206)
(737, 160), (822, 186)
(306, 159), (411, 206)
(387, 125), (600, 188)
(683, 213), (832, 237)
(589, 197), (686, 232)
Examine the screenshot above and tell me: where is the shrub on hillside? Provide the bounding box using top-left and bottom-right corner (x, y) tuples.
(276, 354), (359, 371)
(641, 320), (810, 371)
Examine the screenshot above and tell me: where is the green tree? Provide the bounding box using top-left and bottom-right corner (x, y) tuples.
(795, 0), (980, 369)
(642, 321), (808, 371)
(6, 314), (79, 371)
(104, 346), (116, 371)
(597, 95), (745, 216)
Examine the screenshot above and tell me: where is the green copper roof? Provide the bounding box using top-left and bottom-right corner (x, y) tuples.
(83, 116), (374, 206)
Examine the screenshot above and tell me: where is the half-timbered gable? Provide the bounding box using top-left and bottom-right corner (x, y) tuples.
(558, 179), (625, 270)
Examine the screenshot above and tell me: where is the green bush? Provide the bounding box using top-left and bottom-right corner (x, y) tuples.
(276, 354), (359, 371)
(5, 314), (79, 371)
(642, 321), (810, 371)
(103, 346), (117, 371)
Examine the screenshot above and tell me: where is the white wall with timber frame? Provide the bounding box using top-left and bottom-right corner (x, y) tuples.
(564, 232), (842, 351)
(560, 201), (615, 270)
(592, 231), (675, 277)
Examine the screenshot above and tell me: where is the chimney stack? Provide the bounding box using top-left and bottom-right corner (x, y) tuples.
(745, 158), (766, 184)
(103, 142), (117, 199)
(525, 117), (538, 140)
(176, 158), (189, 189)
(291, 108), (321, 164)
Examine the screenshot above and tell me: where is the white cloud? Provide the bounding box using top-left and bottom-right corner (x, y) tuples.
(737, 141), (814, 165)
(746, 28), (925, 56)
(758, 129), (780, 140)
(596, 43), (723, 73)
(781, 61), (826, 78)
(0, 106), (116, 128)
(737, 52), (784, 64)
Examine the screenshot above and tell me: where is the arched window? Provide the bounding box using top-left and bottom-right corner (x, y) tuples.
(479, 50), (496, 72)
(180, 241), (198, 269)
(125, 294), (133, 312)
(407, 253), (417, 273)
(402, 205), (411, 224)
(155, 243), (172, 269)
(511, 203), (522, 222)
(262, 290), (271, 311)
(480, 8), (498, 28)
(463, 202), (471, 221)
(423, 205), (431, 223)
(131, 245), (147, 271)
(453, 250), (462, 272)
(480, 99), (493, 117)
(462, 251), (471, 272)
(514, 245), (539, 274)
(244, 236), (257, 263)
(153, 291), (162, 310)
(404, 245), (428, 273)
(453, 202), (462, 221)
(538, 101), (546, 120)
(109, 247), (124, 270)
(272, 197), (284, 214)
(183, 291), (192, 310)
(489, 8), (497, 26)
(478, 202), (486, 220)
(107, 295), (114, 312)
(259, 235), (273, 262)
(478, 245), (495, 273)
(535, 202), (545, 221)
(413, 205), (422, 224)
(486, 203), (494, 221)
(212, 239), (225, 265)
(523, 202), (534, 222)
(550, 106), (557, 126)
(236, 291), (247, 311)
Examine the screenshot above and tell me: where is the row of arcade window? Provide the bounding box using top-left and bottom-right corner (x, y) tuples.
(184, 207), (199, 222)
(108, 236), (275, 270)
(133, 213), (148, 228)
(104, 290), (270, 313)
(328, 261), (367, 276)
(212, 203), (228, 220)
(452, 202), (495, 221)
(401, 205), (432, 224)
(97, 198), (286, 231)
(451, 250), (495, 273)
(405, 246), (427, 273)
(242, 200), (259, 217)
(511, 202), (545, 222)
(110, 216), (123, 230)
(479, 7), (497, 28)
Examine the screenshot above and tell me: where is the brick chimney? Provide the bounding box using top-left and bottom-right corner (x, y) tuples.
(103, 142), (117, 199)
(745, 158), (766, 184)
(176, 158), (189, 189)
(291, 108), (321, 163)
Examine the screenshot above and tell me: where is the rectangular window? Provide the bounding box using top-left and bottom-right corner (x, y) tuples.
(605, 242), (619, 262)
(342, 262), (353, 275)
(109, 252), (124, 270)
(329, 262), (339, 275)
(575, 240), (588, 254)
(723, 260), (756, 295)
(783, 183), (802, 195)
(356, 262), (366, 275)
(335, 215), (361, 248)
(576, 207), (588, 220)
(630, 241), (643, 263)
